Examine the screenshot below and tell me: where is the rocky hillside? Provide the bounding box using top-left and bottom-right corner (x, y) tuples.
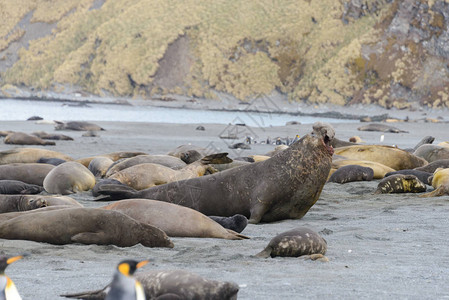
(0, 0), (448, 109)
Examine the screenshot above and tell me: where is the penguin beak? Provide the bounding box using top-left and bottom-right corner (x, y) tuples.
(136, 260), (149, 269)
(6, 254), (28, 265)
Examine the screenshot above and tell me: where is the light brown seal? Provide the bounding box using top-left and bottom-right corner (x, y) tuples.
(4, 132), (55, 146)
(413, 144), (449, 163)
(76, 151), (147, 167)
(256, 227), (327, 258)
(43, 161), (96, 194)
(101, 199), (248, 239)
(0, 207), (173, 248)
(105, 155), (187, 177)
(88, 157), (114, 178)
(0, 148), (73, 165)
(32, 131), (74, 141)
(420, 168), (449, 197)
(0, 163), (54, 185)
(331, 159), (394, 179)
(54, 121), (105, 131)
(96, 122), (335, 224)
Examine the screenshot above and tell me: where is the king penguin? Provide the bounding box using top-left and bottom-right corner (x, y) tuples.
(0, 254), (27, 300)
(105, 259), (148, 300)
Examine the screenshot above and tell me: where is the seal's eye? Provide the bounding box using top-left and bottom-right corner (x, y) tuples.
(29, 199), (34, 203)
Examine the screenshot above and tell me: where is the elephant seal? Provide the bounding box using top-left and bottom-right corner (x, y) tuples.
(208, 214), (248, 233)
(0, 207), (173, 248)
(30, 195), (83, 207)
(334, 145), (427, 170)
(374, 174), (426, 194)
(413, 144), (449, 163)
(420, 168), (449, 197)
(0, 130), (14, 137)
(331, 159), (394, 179)
(0, 180), (44, 194)
(0, 148), (73, 164)
(0, 163), (54, 186)
(168, 145), (207, 163)
(4, 132), (55, 146)
(414, 159), (449, 173)
(32, 131), (74, 141)
(330, 137), (358, 148)
(88, 157), (114, 178)
(37, 157), (67, 166)
(105, 155), (187, 177)
(384, 169), (432, 185)
(256, 227), (327, 258)
(76, 151), (147, 167)
(327, 165), (374, 184)
(96, 122), (335, 223)
(107, 153), (230, 190)
(62, 270), (239, 300)
(438, 142), (449, 148)
(92, 179), (126, 197)
(0, 195), (47, 213)
(101, 199), (248, 239)
(54, 121), (105, 131)
(43, 162), (96, 194)
(357, 123), (408, 133)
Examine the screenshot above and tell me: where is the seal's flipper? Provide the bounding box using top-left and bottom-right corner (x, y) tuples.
(71, 232), (107, 245)
(95, 183), (138, 201)
(200, 153), (233, 164)
(248, 201), (269, 224)
(255, 247), (272, 258)
(225, 229), (250, 240)
(61, 285), (110, 299)
(419, 186), (449, 197)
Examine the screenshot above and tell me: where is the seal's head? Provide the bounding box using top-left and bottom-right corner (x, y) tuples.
(311, 122), (335, 155)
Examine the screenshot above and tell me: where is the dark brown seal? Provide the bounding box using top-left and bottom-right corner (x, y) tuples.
(96, 122), (334, 223)
(62, 269), (239, 300)
(256, 227), (327, 258)
(0, 195), (47, 213)
(0, 207), (173, 248)
(384, 169), (432, 185)
(32, 131), (74, 141)
(4, 132), (55, 146)
(0, 180), (44, 194)
(374, 174), (427, 194)
(414, 159), (449, 173)
(0, 163), (54, 186)
(413, 145), (449, 163)
(327, 165), (374, 184)
(357, 123), (408, 133)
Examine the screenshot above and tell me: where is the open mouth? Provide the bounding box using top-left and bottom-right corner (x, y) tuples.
(323, 134), (334, 156)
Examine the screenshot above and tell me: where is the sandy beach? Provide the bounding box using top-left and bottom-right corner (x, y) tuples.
(1, 112), (449, 299)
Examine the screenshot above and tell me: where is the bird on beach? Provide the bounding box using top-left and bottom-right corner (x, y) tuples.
(105, 259), (148, 300)
(0, 254), (28, 300)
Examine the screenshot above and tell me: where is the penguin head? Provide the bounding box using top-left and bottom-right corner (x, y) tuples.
(117, 259), (149, 277)
(0, 254), (28, 275)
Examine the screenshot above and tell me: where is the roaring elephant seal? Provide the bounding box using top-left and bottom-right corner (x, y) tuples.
(88, 157), (114, 178)
(76, 151), (147, 167)
(208, 214), (248, 233)
(96, 122), (335, 223)
(43, 162), (96, 194)
(0, 163), (54, 186)
(420, 168), (449, 197)
(62, 269), (239, 300)
(0, 195), (47, 213)
(374, 174), (426, 194)
(32, 131), (74, 141)
(414, 159), (449, 173)
(0, 180), (44, 194)
(4, 132), (55, 146)
(0, 148), (73, 164)
(413, 144), (449, 163)
(256, 227), (327, 258)
(327, 165), (374, 184)
(101, 199), (248, 239)
(357, 123), (408, 133)
(107, 153), (230, 190)
(0, 207), (173, 248)
(384, 169), (432, 185)
(105, 155), (187, 177)
(334, 145), (427, 170)
(54, 121), (105, 131)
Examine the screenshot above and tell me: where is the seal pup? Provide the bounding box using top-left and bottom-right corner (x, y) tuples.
(357, 123), (408, 133)
(0, 148), (73, 164)
(334, 145), (427, 170)
(43, 162), (96, 194)
(256, 227), (327, 258)
(327, 165), (374, 184)
(374, 174), (426, 194)
(0, 207), (173, 248)
(420, 168), (449, 197)
(0, 195), (47, 213)
(414, 159), (449, 173)
(208, 214), (248, 233)
(4, 132), (55, 146)
(101, 199), (248, 239)
(62, 270), (239, 300)
(0, 254), (28, 299)
(54, 121), (105, 131)
(0, 180), (44, 194)
(96, 122), (334, 224)
(0, 163), (54, 186)
(384, 170), (432, 185)
(413, 144), (449, 163)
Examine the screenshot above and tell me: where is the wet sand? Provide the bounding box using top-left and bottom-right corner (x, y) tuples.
(1, 118), (449, 299)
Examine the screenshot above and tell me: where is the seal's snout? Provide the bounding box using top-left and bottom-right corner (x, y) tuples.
(312, 122), (335, 155)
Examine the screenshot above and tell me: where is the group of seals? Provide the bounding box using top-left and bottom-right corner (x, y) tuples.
(4, 132), (55, 146)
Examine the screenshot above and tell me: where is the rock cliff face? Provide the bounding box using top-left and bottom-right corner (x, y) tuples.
(0, 0), (448, 108)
